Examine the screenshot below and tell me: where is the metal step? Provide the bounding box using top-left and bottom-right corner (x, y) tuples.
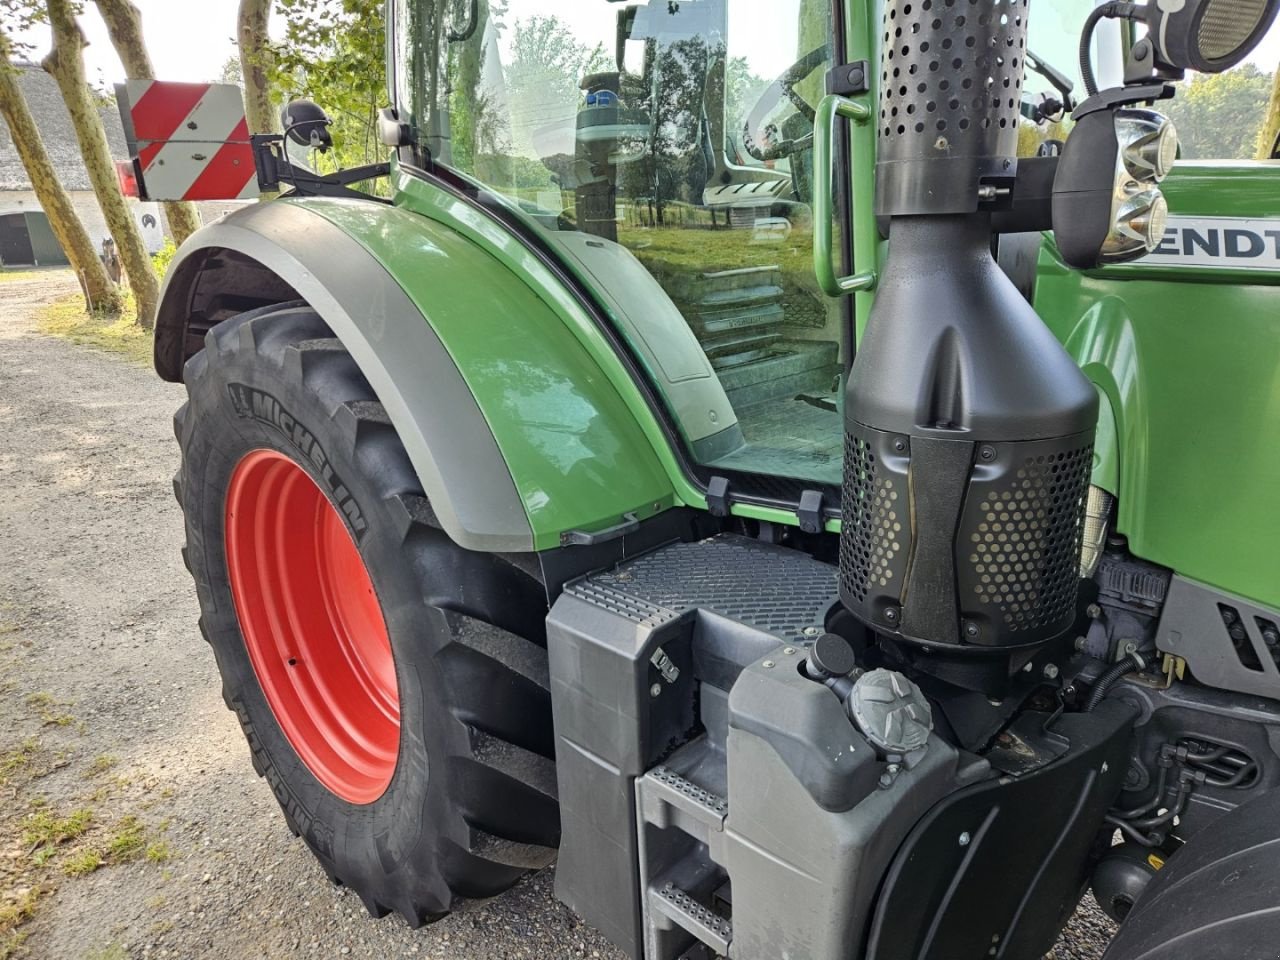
(719, 340), (839, 407)
(702, 331), (781, 369)
(643, 766), (728, 829)
(650, 883), (733, 957)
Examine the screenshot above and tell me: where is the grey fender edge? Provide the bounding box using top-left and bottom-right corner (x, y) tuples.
(157, 201), (535, 553)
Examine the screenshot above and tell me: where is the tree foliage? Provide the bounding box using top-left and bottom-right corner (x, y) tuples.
(271, 0), (386, 167)
(1161, 64), (1274, 161)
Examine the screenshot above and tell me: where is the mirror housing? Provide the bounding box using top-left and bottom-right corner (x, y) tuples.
(1145, 0), (1280, 73)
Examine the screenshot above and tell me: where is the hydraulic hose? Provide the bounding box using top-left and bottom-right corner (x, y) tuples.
(1084, 651), (1145, 712)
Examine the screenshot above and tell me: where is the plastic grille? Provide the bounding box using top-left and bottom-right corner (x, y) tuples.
(1198, 0), (1268, 61)
(966, 445), (1092, 632)
(878, 0), (1028, 148)
(839, 433), (904, 604)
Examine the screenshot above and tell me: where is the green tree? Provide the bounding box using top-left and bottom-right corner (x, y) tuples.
(500, 14), (609, 157)
(1255, 65), (1280, 159)
(271, 0), (386, 168)
(1161, 64), (1273, 161)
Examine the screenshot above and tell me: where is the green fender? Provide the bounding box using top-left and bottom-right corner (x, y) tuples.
(155, 197), (675, 553)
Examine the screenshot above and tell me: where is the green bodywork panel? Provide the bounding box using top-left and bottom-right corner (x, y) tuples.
(295, 192), (677, 551)
(1033, 162), (1280, 609)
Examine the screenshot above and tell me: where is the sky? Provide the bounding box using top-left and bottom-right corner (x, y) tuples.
(14, 0), (277, 88)
(11, 0), (1280, 91)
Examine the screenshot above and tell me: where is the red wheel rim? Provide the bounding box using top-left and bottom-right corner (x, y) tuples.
(225, 449), (400, 805)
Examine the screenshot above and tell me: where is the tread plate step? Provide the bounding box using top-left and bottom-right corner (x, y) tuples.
(644, 766), (728, 829)
(650, 883), (733, 955)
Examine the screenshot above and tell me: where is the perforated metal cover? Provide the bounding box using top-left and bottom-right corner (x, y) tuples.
(840, 433), (907, 605)
(959, 442), (1092, 635)
(876, 0), (1030, 215)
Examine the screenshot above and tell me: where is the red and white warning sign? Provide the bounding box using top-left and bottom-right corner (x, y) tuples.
(117, 81), (260, 202)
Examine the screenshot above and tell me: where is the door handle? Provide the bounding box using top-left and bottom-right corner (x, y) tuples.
(813, 94), (876, 298)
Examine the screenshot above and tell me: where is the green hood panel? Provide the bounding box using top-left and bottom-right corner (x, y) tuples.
(293, 195), (676, 551)
(1035, 234), (1280, 609)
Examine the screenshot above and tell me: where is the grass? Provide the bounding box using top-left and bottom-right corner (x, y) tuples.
(0, 887), (42, 934)
(0, 740), (40, 785)
(84, 755), (118, 778)
(37, 294), (152, 366)
(61, 849), (103, 878)
(0, 269), (40, 283)
(21, 807), (93, 848)
(24, 693), (75, 730)
(84, 943), (127, 960)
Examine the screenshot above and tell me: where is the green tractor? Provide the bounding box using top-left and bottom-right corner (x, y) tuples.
(130, 0), (1280, 955)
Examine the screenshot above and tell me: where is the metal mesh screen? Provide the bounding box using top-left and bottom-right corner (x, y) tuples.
(1198, 0), (1270, 61)
(964, 445), (1092, 633)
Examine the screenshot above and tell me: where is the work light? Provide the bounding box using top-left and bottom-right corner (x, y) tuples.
(1146, 0), (1280, 73)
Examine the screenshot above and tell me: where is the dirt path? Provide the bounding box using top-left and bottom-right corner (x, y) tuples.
(0, 273), (1116, 960)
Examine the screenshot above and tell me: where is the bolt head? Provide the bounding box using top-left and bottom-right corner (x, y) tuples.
(783, 646), (796, 655)
(964, 621), (980, 639)
(979, 445), (997, 462)
(1087, 604), (1103, 620)
(1043, 663), (1060, 680)
(803, 625), (820, 637)
(893, 438), (907, 452)
(959, 831), (971, 846)
(650, 683), (662, 698)
(884, 607), (900, 623)
(762, 660), (775, 669)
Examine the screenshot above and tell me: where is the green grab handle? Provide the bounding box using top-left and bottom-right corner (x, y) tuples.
(813, 94), (877, 298)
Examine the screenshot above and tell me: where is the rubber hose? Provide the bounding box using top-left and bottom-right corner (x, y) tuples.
(1085, 651), (1144, 712)
(1079, 4), (1109, 97)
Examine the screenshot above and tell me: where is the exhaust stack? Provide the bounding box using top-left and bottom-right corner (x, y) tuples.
(839, 0), (1098, 693)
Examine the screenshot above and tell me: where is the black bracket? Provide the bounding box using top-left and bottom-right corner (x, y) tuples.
(826, 60), (870, 97)
(797, 490), (825, 534)
(560, 512), (640, 547)
(251, 135), (391, 200)
(705, 476), (731, 518)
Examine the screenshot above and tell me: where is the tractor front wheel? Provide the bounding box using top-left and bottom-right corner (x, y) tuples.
(173, 303), (559, 926)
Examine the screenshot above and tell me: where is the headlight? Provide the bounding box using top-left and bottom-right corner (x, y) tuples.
(1052, 107), (1179, 268)
(1116, 110), (1179, 183)
(1101, 189), (1169, 264)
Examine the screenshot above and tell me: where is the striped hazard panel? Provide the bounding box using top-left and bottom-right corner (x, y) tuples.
(117, 81), (260, 202)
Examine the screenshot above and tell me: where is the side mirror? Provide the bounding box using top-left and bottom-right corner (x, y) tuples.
(280, 99), (333, 152)
(1145, 0), (1280, 73)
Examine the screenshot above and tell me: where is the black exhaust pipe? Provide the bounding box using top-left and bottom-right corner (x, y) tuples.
(839, 0), (1098, 694)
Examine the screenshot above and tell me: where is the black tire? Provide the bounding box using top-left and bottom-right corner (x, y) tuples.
(1103, 787), (1280, 960)
(173, 302), (559, 926)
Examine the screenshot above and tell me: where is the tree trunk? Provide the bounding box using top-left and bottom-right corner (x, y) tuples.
(93, 0), (202, 246)
(238, 0), (278, 136)
(1255, 66), (1280, 160)
(0, 32), (122, 313)
(43, 0), (159, 328)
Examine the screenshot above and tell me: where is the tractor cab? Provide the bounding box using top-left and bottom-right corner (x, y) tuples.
(385, 0), (1117, 500)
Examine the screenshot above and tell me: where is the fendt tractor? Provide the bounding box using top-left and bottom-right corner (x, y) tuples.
(120, 0), (1280, 956)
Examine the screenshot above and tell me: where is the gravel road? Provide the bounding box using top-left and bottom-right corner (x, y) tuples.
(0, 272), (1116, 960)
